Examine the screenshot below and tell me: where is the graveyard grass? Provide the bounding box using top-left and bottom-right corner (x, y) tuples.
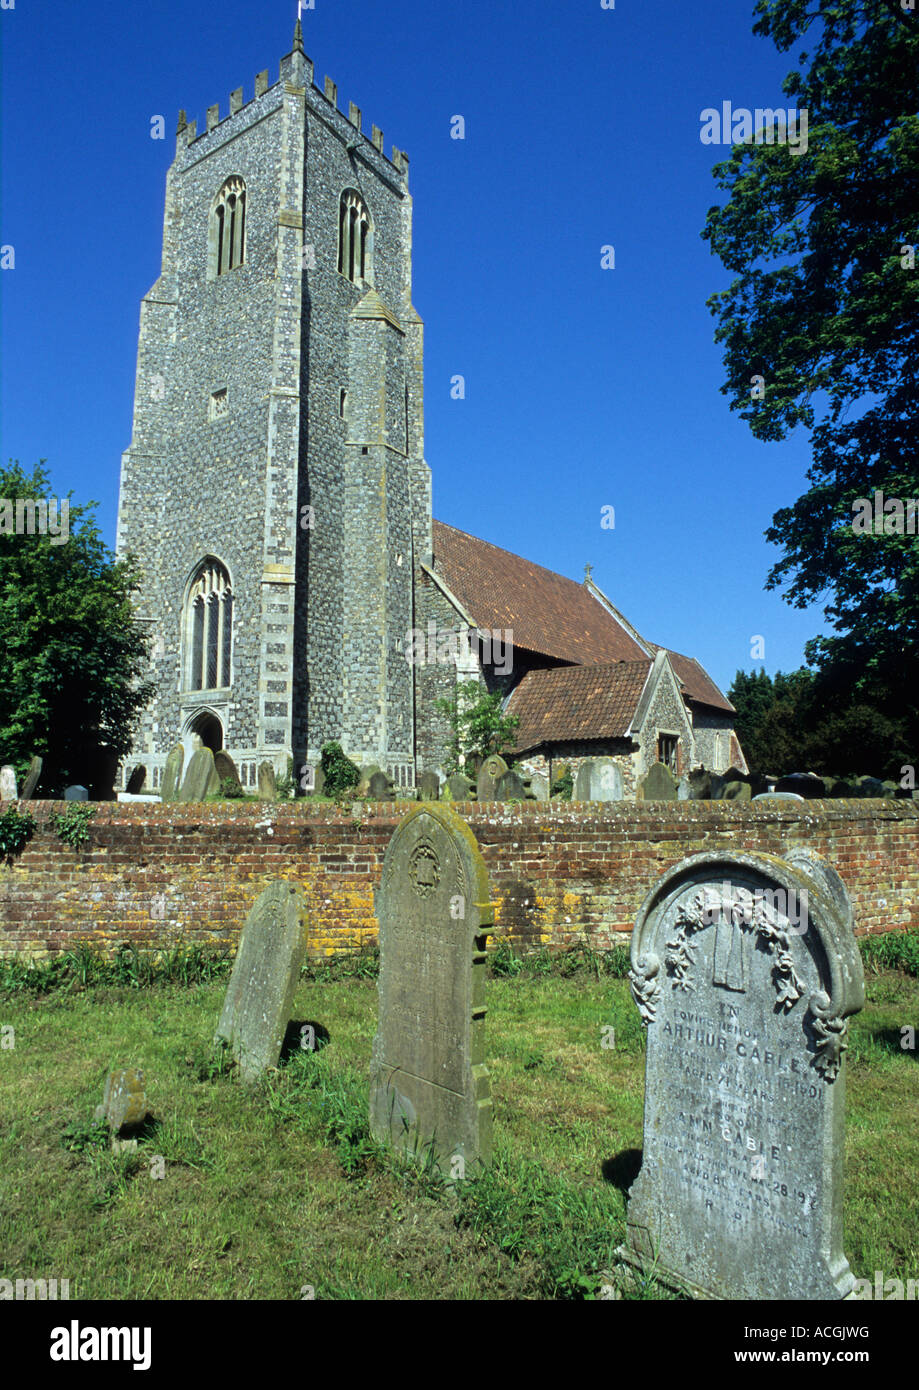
(0, 945), (917, 1300)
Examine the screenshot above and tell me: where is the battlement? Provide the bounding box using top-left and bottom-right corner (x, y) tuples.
(176, 24), (408, 178)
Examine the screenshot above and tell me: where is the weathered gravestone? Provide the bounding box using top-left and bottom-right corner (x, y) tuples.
(639, 761), (678, 801)
(20, 756), (42, 799)
(0, 766), (17, 801)
(752, 791), (805, 803)
(370, 803), (494, 1174)
(477, 754), (508, 803)
(621, 849), (865, 1300)
(257, 760), (277, 801)
(94, 1068), (149, 1134)
(215, 880), (310, 1082)
(214, 750), (243, 794)
(368, 769), (395, 800)
(160, 744), (185, 803)
(125, 765), (146, 794)
(529, 771), (549, 802)
(575, 758), (623, 802)
(179, 747), (221, 801)
(64, 785), (89, 801)
(722, 780), (752, 801)
(417, 770), (441, 801)
(495, 768), (531, 801)
(444, 773), (476, 803)
(355, 763), (381, 797)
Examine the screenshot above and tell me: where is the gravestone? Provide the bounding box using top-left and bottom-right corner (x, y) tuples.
(529, 772), (549, 802)
(370, 803), (494, 1173)
(215, 881), (310, 1082)
(495, 768), (529, 801)
(179, 747), (221, 801)
(298, 762), (325, 795)
(125, 765), (146, 794)
(356, 763), (381, 797)
(64, 785), (89, 801)
(417, 770), (440, 801)
(21, 756), (42, 799)
(776, 773), (826, 798)
(687, 768), (712, 800)
(94, 1068), (149, 1134)
(160, 744), (185, 803)
(476, 754), (508, 803)
(639, 761), (678, 801)
(214, 750), (243, 794)
(722, 780), (752, 801)
(257, 760), (277, 801)
(368, 769), (395, 800)
(574, 758), (623, 802)
(752, 791), (805, 803)
(0, 766), (17, 801)
(621, 849), (865, 1300)
(444, 773), (475, 802)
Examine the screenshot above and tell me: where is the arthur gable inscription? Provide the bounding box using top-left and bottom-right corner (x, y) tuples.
(623, 850), (864, 1300)
(370, 804), (494, 1173)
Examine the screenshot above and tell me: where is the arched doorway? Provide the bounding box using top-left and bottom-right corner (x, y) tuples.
(188, 711), (223, 754)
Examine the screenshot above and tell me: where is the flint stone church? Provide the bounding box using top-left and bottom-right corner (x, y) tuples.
(117, 24), (744, 798)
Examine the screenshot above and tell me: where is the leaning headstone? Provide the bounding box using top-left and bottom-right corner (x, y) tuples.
(215, 881), (310, 1082)
(417, 770), (441, 801)
(638, 761), (678, 801)
(214, 750), (243, 795)
(371, 803), (494, 1173)
(257, 760), (277, 801)
(622, 848), (865, 1300)
(477, 754), (508, 803)
(160, 744), (185, 803)
(125, 765), (146, 794)
(575, 758), (623, 802)
(368, 769), (395, 800)
(445, 773), (475, 803)
(0, 766), (17, 801)
(179, 747), (221, 802)
(495, 768), (529, 801)
(94, 1068), (149, 1135)
(722, 780), (752, 801)
(20, 756), (42, 800)
(64, 785), (89, 801)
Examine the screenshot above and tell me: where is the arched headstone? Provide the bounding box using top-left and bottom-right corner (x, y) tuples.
(476, 754), (507, 803)
(371, 803), (494, 1173)
(621, 849), (864, 1300)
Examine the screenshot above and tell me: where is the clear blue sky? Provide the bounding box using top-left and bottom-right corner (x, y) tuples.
(0, 0), (829, 694)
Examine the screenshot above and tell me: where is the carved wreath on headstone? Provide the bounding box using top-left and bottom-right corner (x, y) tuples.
(629, 885), (850, 1081)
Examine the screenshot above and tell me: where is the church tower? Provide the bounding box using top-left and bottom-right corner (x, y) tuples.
(116, 24), (431, 790)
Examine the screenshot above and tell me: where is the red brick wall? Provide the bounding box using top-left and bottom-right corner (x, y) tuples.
(1, 799), (916, 960)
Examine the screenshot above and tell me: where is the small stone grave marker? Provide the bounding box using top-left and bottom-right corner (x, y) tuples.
(476, 754), (507, 802)
(257, 760), (277, 801)
(370, 803), (494, 1173)
(495, 768), (529, 801)
(444, 773), (475, 803)
(21, 756), (42, 799)
(215, 880), (310, 1082)
(638, 761), (678, 801)
(417, 770), (440, 801)
(621, 848), (865, 1300)
(125, 765), (146, 794)
(179, 747), (221, 801)
(368, 769), (395, 800)
(214, 750), (243, 794)
(160, 744), (185, 802)
(0, 766), (17, 801)
(575, 758), (623, 802)
(64, 786), (89, 801)
(94, 1068), (149, 1135)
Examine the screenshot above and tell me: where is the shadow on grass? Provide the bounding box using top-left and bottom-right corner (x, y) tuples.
(280, 1020), (331, 1063)
(601, 1147), (642, 1193)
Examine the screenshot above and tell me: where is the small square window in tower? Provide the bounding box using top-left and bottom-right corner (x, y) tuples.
(209, 389), (228, 422)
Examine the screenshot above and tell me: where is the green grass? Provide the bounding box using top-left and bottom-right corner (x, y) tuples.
(0, 955), (916, 1299)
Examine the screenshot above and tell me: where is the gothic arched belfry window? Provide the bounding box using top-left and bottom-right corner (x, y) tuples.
(208, 177), (246, 278)
(186, 559), (233, 690)
(338, 189), (372, 284)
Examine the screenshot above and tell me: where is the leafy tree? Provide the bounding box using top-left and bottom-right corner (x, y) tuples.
(0, 461), (154, 794)
(319, 740), (360, 794)
(435, 680), (520, 775)
(704, 1), (919, 758)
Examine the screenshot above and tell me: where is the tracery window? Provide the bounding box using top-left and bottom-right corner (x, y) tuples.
(337, 189), (372, 284)
(209, 177), (246, 278)
(186, 559), (233, 690)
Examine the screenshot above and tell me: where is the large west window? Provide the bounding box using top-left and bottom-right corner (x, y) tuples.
(185, 559), (233, 690)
